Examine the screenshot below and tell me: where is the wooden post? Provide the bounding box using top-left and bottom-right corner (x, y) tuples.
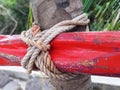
(30, 0), (92, 89)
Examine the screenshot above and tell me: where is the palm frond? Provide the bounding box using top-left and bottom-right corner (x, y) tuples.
(82, 0), (120, 31)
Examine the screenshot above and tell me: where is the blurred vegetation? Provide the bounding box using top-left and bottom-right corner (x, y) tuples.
(25, 7), (33, 30)
(0, 0), (29, 34)
(0, 0), (119, 35)
(82, 0), (120, 31)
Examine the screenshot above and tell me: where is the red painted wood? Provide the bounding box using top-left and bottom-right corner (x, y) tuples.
(0, 31), (120, 77)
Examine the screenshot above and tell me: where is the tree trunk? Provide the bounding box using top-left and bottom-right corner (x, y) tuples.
(30, 0), (92, 90)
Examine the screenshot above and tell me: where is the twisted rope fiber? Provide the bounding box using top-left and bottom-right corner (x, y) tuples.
(21, 13), (90, 80)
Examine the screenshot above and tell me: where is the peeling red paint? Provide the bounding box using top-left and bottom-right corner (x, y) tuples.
(1, 31), (120, 77)
(0, 53), (21, 62)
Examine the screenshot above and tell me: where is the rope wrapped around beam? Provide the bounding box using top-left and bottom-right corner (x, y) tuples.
(20, 13), (90, 81)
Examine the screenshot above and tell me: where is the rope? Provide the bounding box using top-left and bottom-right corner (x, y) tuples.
(21, 13), (90, 81)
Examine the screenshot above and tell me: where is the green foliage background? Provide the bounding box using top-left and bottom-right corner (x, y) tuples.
(0, 0), (119, 34)
(0, 0), (29, 34)
(82, 0), (120, 31)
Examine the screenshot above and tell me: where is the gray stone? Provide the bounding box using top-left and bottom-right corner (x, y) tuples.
(30, 0), (83, 29)
(25, 76), (55, 90)
(2, 81), (22, 90)
(0, 70), (29, 81)
(0, 71), (11, 88)
(51, 75), (92, 90)
(65, 0), (83, 18)
(55, 0), (70, 8)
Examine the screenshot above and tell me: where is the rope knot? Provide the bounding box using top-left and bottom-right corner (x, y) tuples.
(36, 41), (50, 51)
(21, 13), (90, 80)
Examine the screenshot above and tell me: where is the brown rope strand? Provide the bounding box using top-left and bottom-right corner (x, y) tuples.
(21, 13), (90, 80)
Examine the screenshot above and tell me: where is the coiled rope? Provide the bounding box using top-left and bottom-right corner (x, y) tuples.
(21, 13), (90, 81)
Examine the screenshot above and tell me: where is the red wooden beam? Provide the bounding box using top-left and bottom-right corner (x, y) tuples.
(0, 31), (120, 77)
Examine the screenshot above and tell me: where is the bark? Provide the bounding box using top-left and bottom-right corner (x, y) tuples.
(30, 0), (83, 29)
(30, 0), (92, 90)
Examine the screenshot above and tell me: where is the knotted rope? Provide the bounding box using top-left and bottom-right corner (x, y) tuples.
(21, 13), (90, 81)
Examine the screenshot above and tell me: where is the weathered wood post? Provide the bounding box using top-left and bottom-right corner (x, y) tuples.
(30, 0), (92, 90)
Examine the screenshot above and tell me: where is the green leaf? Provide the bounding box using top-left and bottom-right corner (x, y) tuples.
(83, 0), (94, 12)
(26, 8), (33, 30)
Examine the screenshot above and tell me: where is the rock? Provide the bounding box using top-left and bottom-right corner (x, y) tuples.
(25, 76), (55, 90)
(0, 71), (11, 88)
(30, 0), (83, 29)
(65, 0), (83, 18)
(2, 81), (22, 90)
(30, 0), (71, 29)
(25, 76), (42, 90)
(0, 70), (29, 81)
(51, 75), (92, 90)
(55, 0), (70, 8)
